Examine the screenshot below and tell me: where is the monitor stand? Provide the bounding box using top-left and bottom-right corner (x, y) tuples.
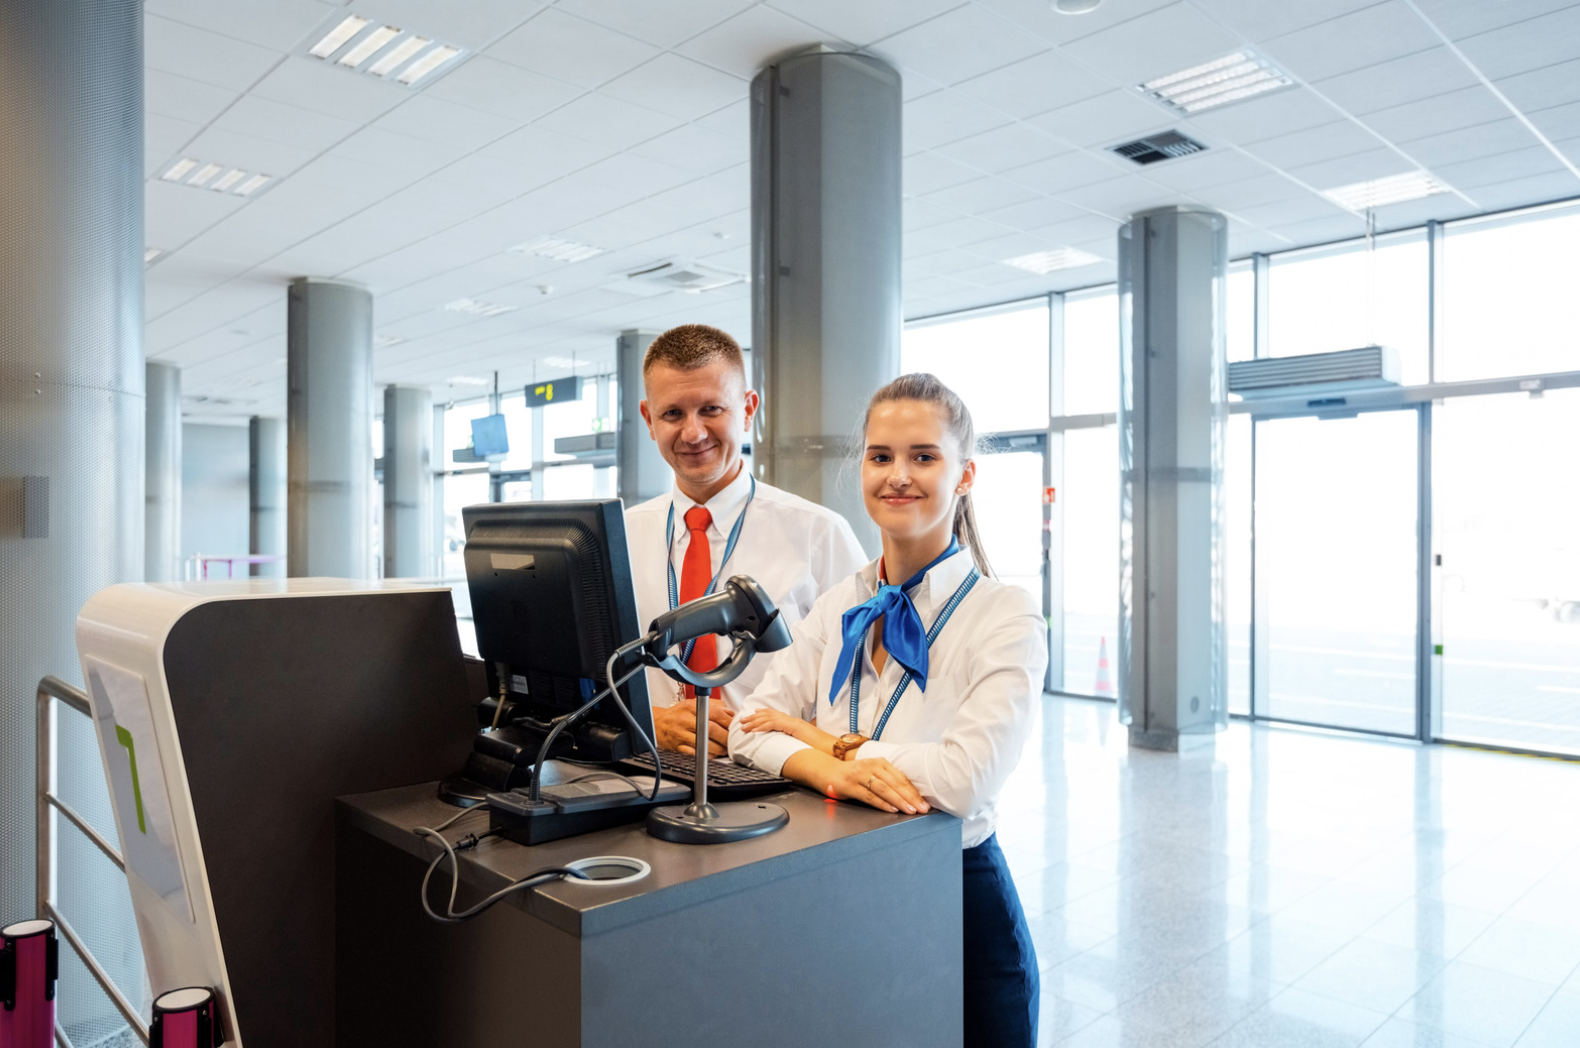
(646, 687), (789, 844)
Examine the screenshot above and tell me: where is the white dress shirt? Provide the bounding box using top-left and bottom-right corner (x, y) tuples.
(728, 547), (1047, 848)
(625, 467), (867, 713)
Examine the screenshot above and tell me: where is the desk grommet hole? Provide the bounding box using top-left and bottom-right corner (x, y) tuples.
(564, 855), (650, 886)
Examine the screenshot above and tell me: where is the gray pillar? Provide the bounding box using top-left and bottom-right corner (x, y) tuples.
(1117, 206), (1230, 751)
(287, 279), (373, 578)
(382, 385), (433, 578)
(0, 0), (144, 1011)
(145, 362), (182, 582)
(750, 50), (902, 555)
(431, 403), (446, 571)
(617, 329), (672, 506)
(249, 416), (286, 577)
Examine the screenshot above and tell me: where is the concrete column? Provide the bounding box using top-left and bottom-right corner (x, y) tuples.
(616, 329), (671, 506)
(1117, 206), (1230, 750)
(286, 278), (372, 578)
(750, 50), (902, 555)
(0, 0), (145, 1019)
(249, 416), (285, 577)
(382, 385), (433, 578)
(145, 362), (182, 581)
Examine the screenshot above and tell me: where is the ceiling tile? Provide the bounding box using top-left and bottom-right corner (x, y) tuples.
(424, 56), (585, 122)
(1055, 175), (1184, 221)
(904, 91), (1014, 150)
(908, 215), (1018, 250)
(328, 126), (469, 178)
(1131, 149), (1271, 191)
(146, 0), (336, 51)
(1433, 145), (1568, 190)
(1188, 0), (1389, 42)
(1192, 172), (1311, 211)
(975, 194), (1086, 232)
(951, 49), (1108, 120)
(213, 95), (360, 153)
(146, 68), (241, 126)
(1494, 58), (1580, 114)
(146, 115), (204, 177)
(627, 123), (749, 175)
(972, 0), (1177, 47)
(867, 5), (1046, 86)
(1245, 121), (1379, 170)
(646, 166), (752, 218)
(932, 123), (1068, 174)
(1440, 5), (1580, 80)
(182, 126), (319, 179)
(1261, 2), (1439, 82)
(1266, 213), (1369, 246)
(1312, 47), (1480, 117)
(904, 151), (987, 195)
(1531, 100), (1580, 144)
(477, 124), (613, 179)
(1399, 118), (1541, 170)
(1467, 168), (1580, 211)
(675, 5), (836, 79)
(1286, 148), (1417, 190)
(490, 9), (661, 87)
(1060, 2), (1241, 87)
(1184, 87), (1344, 144)
(250, 56), (407, 123)
(1001, 149), (1131, 194)
(963, 230), (1065, 260)
(532, 93), (683, 152)
(600, 54), (748, 121)
(1410, 0), (1580, 42)
(1362, 87), (1512, 144)
(373, 95), (523, 150)
(905, 197), (966, 230)
(1232, 194), (1351, 228)
(765, 0), (965, 47)
(355, 0), (547, 51)
(920, 176), (1042, 215)
(145, 14), (284, 91)
(555, 0), (754, 47)
(569, 153), (699, 200)
(1026, 90), (1174, 150)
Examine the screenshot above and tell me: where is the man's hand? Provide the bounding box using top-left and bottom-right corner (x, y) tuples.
(653, 698), (734, 756)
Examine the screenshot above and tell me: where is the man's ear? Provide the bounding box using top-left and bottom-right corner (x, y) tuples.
(742, 389), (760, 431)
(639, 400), (657, 440)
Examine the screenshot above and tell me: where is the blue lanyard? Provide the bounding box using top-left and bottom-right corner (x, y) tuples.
(665, 475), (756, 663)
(847, 562), (980, 740)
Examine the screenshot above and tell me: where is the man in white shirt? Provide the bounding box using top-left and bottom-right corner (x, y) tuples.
(626, 323), (866, 756)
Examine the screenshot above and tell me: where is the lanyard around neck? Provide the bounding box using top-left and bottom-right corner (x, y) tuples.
(847, 557), (980, 740)
(665, 474), (756, 663)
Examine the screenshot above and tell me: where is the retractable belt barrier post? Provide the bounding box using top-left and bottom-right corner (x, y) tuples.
(150, 987), (224, 1048)
(1, 919), (58, 1048)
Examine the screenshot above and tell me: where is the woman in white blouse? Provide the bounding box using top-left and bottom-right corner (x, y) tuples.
(728, 373), (1046, 1048)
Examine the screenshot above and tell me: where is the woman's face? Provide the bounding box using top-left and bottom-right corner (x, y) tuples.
(862, 399), (975, 547)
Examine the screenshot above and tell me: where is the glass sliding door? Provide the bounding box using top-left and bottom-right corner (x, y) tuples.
(971, 446), (1045, 610)
(1437, 389), (1580, 753)
(1253, 409), (1420, 735)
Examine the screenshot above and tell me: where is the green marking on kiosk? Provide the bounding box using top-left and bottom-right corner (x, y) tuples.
(525, 375), (583, 407)
(115, 725), (147, 834)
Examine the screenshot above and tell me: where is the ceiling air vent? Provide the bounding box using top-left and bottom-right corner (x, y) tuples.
(1110, 131), (1206, 166)
(612, 259), (746, 297)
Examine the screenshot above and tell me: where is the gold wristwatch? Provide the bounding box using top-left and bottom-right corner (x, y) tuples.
(832, 732), (869, 761)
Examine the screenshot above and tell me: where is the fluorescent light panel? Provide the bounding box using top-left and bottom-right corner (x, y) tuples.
(144, 248), (163, 264)
(187, 163), (222, 187)
(398, 44), (460, 84)
(338, 24), (400, 68)
(1004, 248), (1103, 275)
(1141, 50), (1291, 114)
(156, 158), (271, 197)
(368, 35), (429, 77)
(234, 174), (271, 196)
(309, 15), (369, 58)
(160, 158), (197, 182)
(512, 236), (607, 263)
(1323, 171), (1448, 211)
(444, 298), (517, 318)
(306, 14), (463, 86)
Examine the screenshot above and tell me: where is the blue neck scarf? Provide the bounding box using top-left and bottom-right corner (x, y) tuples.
(828, 539), (961, 706)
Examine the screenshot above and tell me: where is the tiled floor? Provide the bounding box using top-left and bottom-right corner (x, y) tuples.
(995, 696), (1580, 1048)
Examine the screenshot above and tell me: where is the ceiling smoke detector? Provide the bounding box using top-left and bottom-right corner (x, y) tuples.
(1110, 130), (1207, 166)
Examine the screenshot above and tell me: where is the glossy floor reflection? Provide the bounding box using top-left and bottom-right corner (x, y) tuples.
(997, 696), (1580, 1047)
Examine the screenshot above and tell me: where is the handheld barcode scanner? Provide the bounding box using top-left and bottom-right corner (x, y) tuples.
(637, 576), (793, 843)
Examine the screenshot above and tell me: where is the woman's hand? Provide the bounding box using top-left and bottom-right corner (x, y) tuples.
(782, 751), (930, 815)
(737, 708), (839, 755)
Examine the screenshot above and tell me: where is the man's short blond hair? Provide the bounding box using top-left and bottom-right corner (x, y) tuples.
(642, 323), (746, 380)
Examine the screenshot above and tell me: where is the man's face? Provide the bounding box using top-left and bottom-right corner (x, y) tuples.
(639, 358), (759, 499)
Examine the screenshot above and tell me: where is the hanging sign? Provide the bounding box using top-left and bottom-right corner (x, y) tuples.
(524, 376), (583, 407)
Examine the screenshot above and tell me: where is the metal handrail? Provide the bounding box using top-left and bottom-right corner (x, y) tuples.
(36, 675), (151, 1046)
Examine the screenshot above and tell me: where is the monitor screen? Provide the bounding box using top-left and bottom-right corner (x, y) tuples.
(470, 414), (509, 458)
(461, 500), (652, 758)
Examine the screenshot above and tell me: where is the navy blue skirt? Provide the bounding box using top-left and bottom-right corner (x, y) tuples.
(963, 835), (1038, 1048)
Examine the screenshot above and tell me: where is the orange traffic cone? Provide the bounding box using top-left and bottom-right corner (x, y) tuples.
(1094, 637), (1113, 697)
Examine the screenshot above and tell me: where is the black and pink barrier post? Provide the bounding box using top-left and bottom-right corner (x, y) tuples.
(1, 919), (58, 1048)
(149, 987), (224, 1048)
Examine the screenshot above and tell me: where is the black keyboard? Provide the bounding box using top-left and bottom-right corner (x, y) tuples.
(618, 750), (792, 799)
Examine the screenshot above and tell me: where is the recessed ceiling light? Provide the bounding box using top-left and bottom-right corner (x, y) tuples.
(368, 35), (430, 77)
(1053, 0), (1105, 12)
(233, 174), (271, 196)
(1004, 248), (1103, 275)
(511, 236), (607, 263)
(1323, 171), (1449, 211)
(446, 375), (491, 386)
(308, 15), (369, 58)
(338, 24), (401, 68)
(211, 168), (246, 192)
(144, 248), (163, 264)
(161, 158), (198, 182)
(444, 298), (517, 318)
(187, 163), (223, 188)
(397, 44), (461, 85)
(1140, 50), (1292, 114)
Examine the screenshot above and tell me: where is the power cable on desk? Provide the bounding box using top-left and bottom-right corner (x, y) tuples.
(413, 823), (590, 923)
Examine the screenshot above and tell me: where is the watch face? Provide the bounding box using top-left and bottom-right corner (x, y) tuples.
(839, 733), (864, 746)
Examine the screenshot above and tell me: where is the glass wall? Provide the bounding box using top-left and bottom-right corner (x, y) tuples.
(1063, 288), (1118, 417)
(1062, 425), (1119, 696)
(902, 299), (1051, 430)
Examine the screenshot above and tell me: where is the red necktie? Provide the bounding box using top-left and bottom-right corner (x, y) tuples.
(679, 506), (716, 698)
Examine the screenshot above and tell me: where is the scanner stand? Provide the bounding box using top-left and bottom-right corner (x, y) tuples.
(645, 686), (790, 844)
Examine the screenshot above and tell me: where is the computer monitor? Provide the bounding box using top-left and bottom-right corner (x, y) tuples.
(470, 413), (509, 457)
(460, 499), (653, 763)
